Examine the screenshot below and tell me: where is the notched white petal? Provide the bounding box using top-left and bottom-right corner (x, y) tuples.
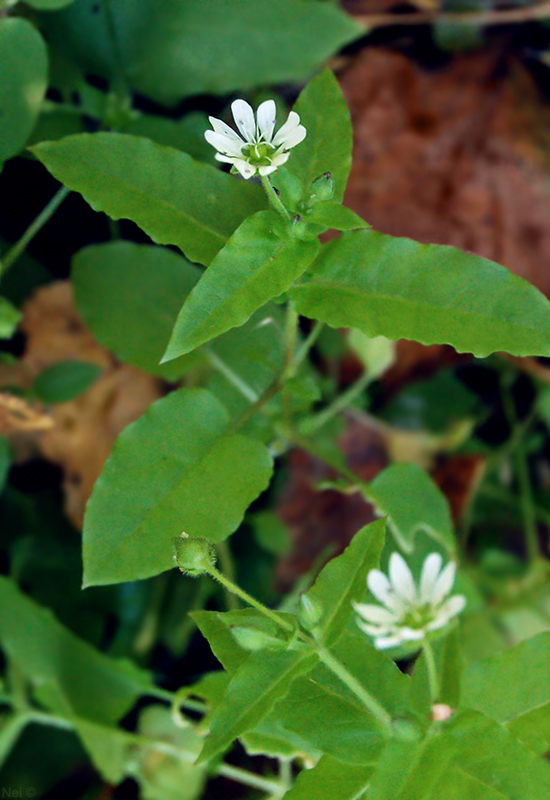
(276, 124), (307, 152)
(431, 561), (456, 605)
(367, 569), (406, 614)
(231, 99), (256, 141)
(420, 553), (443, 603)
(208, 116), (244, 142)
(353, 602), (396, 626)
(257, 99), (277, 142)
(233, 159), (256, 179)
(204, 130), (244, 157)
(389, 552), (416, 603)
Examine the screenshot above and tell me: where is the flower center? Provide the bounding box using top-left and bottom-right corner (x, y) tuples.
(241, 142), (276, 166)
(401, 603), (435, 630)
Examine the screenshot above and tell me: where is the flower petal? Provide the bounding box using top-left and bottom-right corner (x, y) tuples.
(270, 151), (290, 168)
(356, 619), (392, 637)
(353, 602), (397, 626)
(208, 116), (244, 143)
(259, 164), (278, 176)
(232, 159), (257, 180)
(272, 110), (301, 145)
(274, 124), (306, 152)
(374, 633), (408, 650)
(399, 626), (425, 642)
(367, 569), (406, 614)
(205, 130), (244, 158)
(257, 99), (276, 142)
(431, 561), (456, 605)
(231, 99), (256, 142)
(419, 553), (443, 603)
(215, 153), (236, 164)
(389, 553), (417, 604)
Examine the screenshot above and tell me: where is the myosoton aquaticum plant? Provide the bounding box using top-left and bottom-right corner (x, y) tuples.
(6, 60), (550, 799)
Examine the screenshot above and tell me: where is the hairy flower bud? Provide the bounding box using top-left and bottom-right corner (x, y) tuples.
(299, 594), (324, 629)
(309, 172), (334, 204)
(173, 533), (216, 577)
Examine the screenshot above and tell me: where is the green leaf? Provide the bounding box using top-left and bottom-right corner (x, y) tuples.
(25, 0), (75, 7)
(0, 578), (151, 724)
(348, 330), (395, 381)
(33, 360), (102, 404)
(162, 211), (320, 360)
(31, 133), (266, 266)
(205, 304), (286, 418)
(198, 649), (316, 764)
(276, 673), (386, 764)
(289, 70), (353, 203)
(282, 755), (372, 800)
(303, 518), (386, 645)
(0, 436), (11, 494)
(83, 388), (273, 586)
(290, 230), (550, 358)
(306, 202), (369, 232)
(442, 710), (550, 800)
(242, 716), (321, 761)
(0, 714), (29, 769)
(40, 0), (361, 105)
(192, 611), (249, 674)
(461, 633), (550, 754)
(0, 18), (48, 165)
(365, 463), (455, 554)
(0, 297), (22, 339)
(72, 242), (201, 380)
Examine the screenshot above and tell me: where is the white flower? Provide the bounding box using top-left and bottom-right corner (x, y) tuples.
(353, 552), (466, 650)
(204, 99), (306, 180)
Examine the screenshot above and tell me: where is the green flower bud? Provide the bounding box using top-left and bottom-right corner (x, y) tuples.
(230, 626), (285, 652)
(309, 172), (334, 204)
(172, 533), (216, 577)
(299, 594), (324, 629)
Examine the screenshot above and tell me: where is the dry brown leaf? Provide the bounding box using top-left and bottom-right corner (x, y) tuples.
(340, 48), (550, 297)
(19, 281), (163, 527)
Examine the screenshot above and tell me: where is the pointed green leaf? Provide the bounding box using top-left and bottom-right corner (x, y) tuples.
(282, 755), (372, 800)
(31, 133), (265, 265)
(290, 230), (550, 358)
(304, 518), (386, 646)
(443, 711), (550, 800)
(289, 70), (353, 203)
(307, 201), (369, 232)
(162, 211), (320, 360)
(0, 18), (48, 165)
(197, 649), (316, 764)
(0, 578), (151, 724)
(33, 360), (102, 404)
(39, 0), (361, 105)
(83, 388), (273, 586)
(0, 297), (22, 339)
(72, 242), (201, 379)
(365, 463), (455, 554)
(461, 633), (550, 754)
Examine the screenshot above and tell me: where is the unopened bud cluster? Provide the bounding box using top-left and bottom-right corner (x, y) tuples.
(172, 533), (216, 577)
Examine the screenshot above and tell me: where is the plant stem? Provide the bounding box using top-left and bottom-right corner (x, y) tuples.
(215, 540), (240, 610)
(284, 304), (299, 376)
(24, 709), (283, 795)
(292, 320), (324, 372)
(318, 647), (393, 735)
(206, 565), (294, 633)
(303, 369), (372, 434)
(205, 348), (259, 403)
(261, 175), (291, 220)
(501, 375), (541, 563)
(216, 763), (283, 795)
(0, 186), (70, 276)
(422, 638), (439, 703)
